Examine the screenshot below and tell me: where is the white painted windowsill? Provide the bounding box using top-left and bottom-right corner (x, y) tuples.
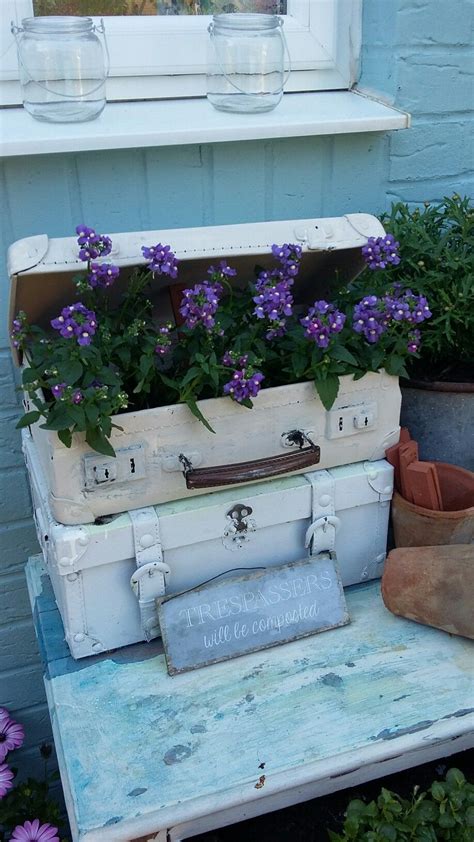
(0, 90), (409, 158)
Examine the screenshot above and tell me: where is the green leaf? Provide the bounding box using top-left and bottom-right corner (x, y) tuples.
(85, 404), (100, 425)
(240, 397), (254, 409)
(331, 345), (358, 366)
(60, 360), (83, 384)
(40, 411), (74, 431)
(314, 375), (340, 410)
(57, 428), (73, 448)
(85, 427), (116, 457)
(16, 410), (41, 428)
(22, 367), (40, 385)
(185, 399), (216, 433)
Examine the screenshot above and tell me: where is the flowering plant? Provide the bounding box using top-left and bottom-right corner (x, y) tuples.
(13, 225), (431, 456)
(0, 708), (66, 841)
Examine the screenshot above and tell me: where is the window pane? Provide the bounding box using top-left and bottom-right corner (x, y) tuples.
(33, 1), (287, 16)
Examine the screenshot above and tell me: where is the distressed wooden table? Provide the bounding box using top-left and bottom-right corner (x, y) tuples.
(26, 554), (474, 842)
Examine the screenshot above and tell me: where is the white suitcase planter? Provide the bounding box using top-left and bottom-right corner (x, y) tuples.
(10, 215), (401, 525)
(24, 429), (394, 660)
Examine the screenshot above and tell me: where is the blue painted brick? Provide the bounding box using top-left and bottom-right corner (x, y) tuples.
(397, 51), (474, 113)
(0, 350), (21, 409)
(0, 520), (39, 573)
(0, 617), (39, 672)
(0, 664), (46, 711)
(389, 120), (473, 181)
(0, 570), (32, 624)
(396, 0), (473, 47)
(0, 467), (32, 525)
(0, 414), (24, 469)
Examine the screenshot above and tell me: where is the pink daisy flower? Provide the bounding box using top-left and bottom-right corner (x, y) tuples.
(0, 761), (14, 798)
(0, 715), (25, 762)
(11, 820), (60, 842)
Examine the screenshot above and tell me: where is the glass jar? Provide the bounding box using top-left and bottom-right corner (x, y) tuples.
(207, 13), (290, 114)
(11, 16), (108, 123)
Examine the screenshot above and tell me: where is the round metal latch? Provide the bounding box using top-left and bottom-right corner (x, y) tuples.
(223, 503), (257, 551)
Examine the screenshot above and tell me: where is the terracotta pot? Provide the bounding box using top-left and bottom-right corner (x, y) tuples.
(391, 462), (474, 547)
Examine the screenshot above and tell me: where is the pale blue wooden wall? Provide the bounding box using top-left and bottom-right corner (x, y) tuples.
(0, 0), (472, 781)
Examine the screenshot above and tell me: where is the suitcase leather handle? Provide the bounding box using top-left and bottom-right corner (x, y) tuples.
(181, 437), (320, 489)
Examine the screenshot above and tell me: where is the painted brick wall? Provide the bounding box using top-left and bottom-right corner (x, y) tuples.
(0, 0), (472, 783)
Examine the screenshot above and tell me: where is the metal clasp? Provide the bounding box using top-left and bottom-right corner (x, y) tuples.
(223, 503), (257, 551)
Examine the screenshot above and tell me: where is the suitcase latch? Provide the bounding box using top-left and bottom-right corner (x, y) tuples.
(223, 504), (257, 550)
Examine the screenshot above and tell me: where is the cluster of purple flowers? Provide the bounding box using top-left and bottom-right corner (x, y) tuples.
(353, 288), (431, 348)
(155, 324), (173, 357)
(253, 243), (303, 340)
(142, 243), (179, 279)
(384, 289), (432, 324)
(179, 281), (223, 332)
(207, 260), (237, 281)
(353, 295), (390, 344)
(0, 709), (59, 839)
(362, 235), (400, 270)
(271, 242), (302, 276)
(76, 225), (112, 262)
(10, 312), (28, 350)
(51, 383), (83, 404)
(222, 352), (264, 402)
(87, 262), (120, 289)
(51, 303), (97, 346)
(300, 300), (346, 349)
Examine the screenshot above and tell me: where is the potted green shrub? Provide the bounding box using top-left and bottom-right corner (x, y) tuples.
(350, 195), (474, 470)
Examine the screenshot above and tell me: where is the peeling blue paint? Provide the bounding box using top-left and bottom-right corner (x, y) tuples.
(320, 673), (344, 687)
(374, 721), (435, 741)
(163, 744), (194, 765)
(127, 787), (148, 797)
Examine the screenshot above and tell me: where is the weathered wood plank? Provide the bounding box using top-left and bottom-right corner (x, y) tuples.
(26, 555), (474, 842)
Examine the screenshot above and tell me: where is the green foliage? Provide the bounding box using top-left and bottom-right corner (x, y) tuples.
(352, 195), (474, 379)
(328, 768), (474, 842)
(0, 755), (69, 842)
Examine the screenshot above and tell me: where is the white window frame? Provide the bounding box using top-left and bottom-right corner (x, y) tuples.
(0, 0), (361, 105)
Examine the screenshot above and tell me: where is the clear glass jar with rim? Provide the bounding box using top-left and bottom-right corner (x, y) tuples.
(207, 13), (290, 114)
(12, 16), (108, 123)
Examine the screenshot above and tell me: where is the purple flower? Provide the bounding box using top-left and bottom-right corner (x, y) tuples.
(407, 328), (422, 353)
(179, 281), (223, 331)
(0, 761), (14, 798)
(142, 243), (179, 279)
(253, 269), (294, 337)
(88, 263), (120, 288)
(222, 351), (249, 368)
(362, 235), (400, 270)
(223, 368), (265, 403)
(271, 242), (302, 276)
(51, 383), (67, 400)
(352, 296), (390, 344)
(208, 260), (236, 279)
(383, 289), (432, 325)
(72, 389), (83, 404)
(301, 300), (346, 348)
(155, 324), (173, 357)
(51, 303), (97, 346)
(76, 225), (112, 262)
(11, 312), (28, 350)
(0, 708), (9, 722)
(10, 820), (60, 842)
(0, 716), (24, 762)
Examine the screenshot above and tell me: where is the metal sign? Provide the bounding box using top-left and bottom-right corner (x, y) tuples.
(157, 554), (350, 675)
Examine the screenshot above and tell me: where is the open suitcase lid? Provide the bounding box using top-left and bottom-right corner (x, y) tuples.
(8, 214), (385, 365)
